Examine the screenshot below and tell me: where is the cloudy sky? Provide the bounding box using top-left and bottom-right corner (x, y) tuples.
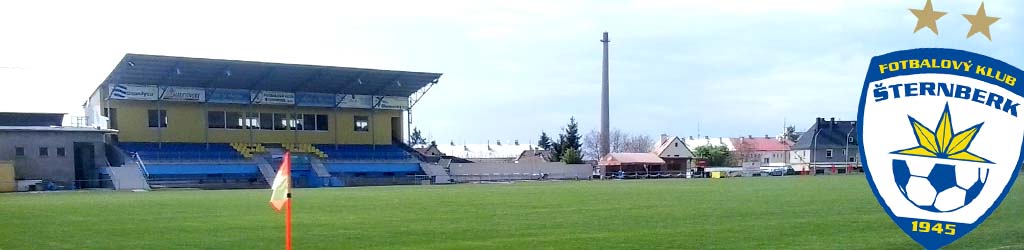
(0, 0), (1020, 144)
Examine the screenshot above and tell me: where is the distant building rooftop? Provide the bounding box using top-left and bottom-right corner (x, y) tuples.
(0, 112), (65, 126)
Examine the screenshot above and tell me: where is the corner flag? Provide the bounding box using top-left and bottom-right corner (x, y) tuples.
(269, 152), (292, 250)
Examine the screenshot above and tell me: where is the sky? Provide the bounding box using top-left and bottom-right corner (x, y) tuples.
(0, 0), (1021, 145)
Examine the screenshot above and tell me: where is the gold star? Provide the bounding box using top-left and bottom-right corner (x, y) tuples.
(963, 2), (1000, 41)
(909, 0), (946, 35)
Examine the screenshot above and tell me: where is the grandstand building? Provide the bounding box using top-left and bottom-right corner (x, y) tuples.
(82, 54), (442, 189)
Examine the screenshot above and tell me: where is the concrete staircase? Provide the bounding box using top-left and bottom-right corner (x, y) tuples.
(107, 163), (150, 190)
(421, 158), (454, 184)
(309, 157), (331, 178)
(253, 155), (277, 184)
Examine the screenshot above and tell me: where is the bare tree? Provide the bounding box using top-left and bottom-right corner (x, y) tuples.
(583, 129), (656, 160)
(732, 137), (756, 167)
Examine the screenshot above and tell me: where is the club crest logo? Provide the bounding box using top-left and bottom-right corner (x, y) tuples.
(859, 48), (1023, 249)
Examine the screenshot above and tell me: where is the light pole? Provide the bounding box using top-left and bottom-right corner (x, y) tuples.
(846, 126), (856, 174)
(810, 128), (822, 175)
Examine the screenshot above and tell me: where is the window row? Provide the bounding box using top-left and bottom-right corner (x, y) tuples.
(14, 146), (66, 157)
(147, 109), (372, 132)
(207, 111), (330, 131)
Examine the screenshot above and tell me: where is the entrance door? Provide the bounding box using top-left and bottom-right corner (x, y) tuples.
(73, 143), (96, 188)
(390, 117), (402, 142)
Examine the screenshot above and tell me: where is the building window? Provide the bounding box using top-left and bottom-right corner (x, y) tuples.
(848, 136), (855, 143)
(316, 114), (329, 131)
(354, 116), (369, 132)
(764, 158), (770, 164)
(302, 114), (316, 131)
(244, 113), (261, 129)
(147, 109), (167, 128)
(825, 149), (833, 158)
(273, 113), (289, 130)
(56, 147), (66, 157)
(39, 147), (48, 157)
(15, 147), (24, 157)
(259, 113), (274, 130)
(226, 112), (243, 129)
(207, 111), (226, 129)
(850, 157), (856, 162)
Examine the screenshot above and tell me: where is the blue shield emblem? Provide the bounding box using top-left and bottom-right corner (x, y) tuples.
(859, 48), (1023, 249)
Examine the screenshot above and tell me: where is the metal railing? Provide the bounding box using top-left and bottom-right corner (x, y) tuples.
(133, 152), (150, 178)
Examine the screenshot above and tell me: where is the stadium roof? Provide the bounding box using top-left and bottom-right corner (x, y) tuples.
(100, 54), (442, 97)
(0, 112), (65, 127)
(0, 126), (115, 133)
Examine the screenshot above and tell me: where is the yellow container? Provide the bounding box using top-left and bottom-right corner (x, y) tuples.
(0, 161), (14, 192)
(711, 171), (722, 179)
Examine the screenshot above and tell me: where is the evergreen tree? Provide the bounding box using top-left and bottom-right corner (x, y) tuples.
(409, 127), (427, 145)
(562, 117), (582, 155)
(561, 148), (583, 164)
(551, 135), (565, 162)
(784, 125), (800, 142)
(537, 132), (553, 150)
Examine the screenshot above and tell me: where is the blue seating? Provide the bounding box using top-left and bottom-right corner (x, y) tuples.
(119, 142), (244, 161)
(145, 163), (260, 175)
(314, 144), (412, 160)
(325, 163), (422, 173)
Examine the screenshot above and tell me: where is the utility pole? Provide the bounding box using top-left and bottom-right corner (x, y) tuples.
(600, 32), (611, 159)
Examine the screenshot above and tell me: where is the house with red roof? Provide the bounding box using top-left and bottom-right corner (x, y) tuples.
(732, 135), (793, 169)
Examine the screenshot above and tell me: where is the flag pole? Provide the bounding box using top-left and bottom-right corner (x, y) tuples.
(285, 197), (292, 250)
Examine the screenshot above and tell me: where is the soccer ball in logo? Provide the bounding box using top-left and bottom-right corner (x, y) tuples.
(893, 159), (988, 212)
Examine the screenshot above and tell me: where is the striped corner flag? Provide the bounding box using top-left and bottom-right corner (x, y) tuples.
(270, 152), (291, 211)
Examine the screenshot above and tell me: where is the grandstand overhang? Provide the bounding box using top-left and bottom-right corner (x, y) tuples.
(91, 54), (442, 107)
(92, 54), (444, 110)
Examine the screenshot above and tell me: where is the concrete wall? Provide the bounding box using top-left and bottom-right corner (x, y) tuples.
(790, 149), (860, 172)
(448, 162), (592, 181)
(106, 100), (402, 145)
(0, 131), (109, 184)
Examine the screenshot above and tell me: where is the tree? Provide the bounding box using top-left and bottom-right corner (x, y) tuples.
(732, 137), (755, 166)
(784, 125), (800, 142)
(561, 117), (582, 155)
(537, 132), (553, 150)
(561, 148), (583, 164)
(409, 127), (427, 145)
(693, 145), (731, 167)
(583, 129), (655, 160)
(550, 135), (564, 162)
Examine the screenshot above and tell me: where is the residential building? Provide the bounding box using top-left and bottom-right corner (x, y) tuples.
(653, 135), (694, 172)
(790, 118), (860, 174)
(732, 135), (792, 169)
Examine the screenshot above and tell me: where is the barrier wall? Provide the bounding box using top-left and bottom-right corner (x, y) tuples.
(448, 162), (592, 182)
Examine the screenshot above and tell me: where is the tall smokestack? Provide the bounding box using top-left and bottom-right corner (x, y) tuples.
(600, 32), (611, 158)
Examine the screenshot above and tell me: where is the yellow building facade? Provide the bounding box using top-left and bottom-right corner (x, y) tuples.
(105, 100), (403, 145)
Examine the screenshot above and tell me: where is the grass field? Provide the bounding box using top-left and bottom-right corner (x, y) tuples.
(1, 175), (1022, 249)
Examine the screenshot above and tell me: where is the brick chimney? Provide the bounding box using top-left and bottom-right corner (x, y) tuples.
(661, 134), (669, 144)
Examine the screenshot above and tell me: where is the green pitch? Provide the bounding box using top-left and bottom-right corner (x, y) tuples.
(2, 175), (1022, 249)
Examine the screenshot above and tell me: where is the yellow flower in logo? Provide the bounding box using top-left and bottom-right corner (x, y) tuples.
(892, 103), (993, 163)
